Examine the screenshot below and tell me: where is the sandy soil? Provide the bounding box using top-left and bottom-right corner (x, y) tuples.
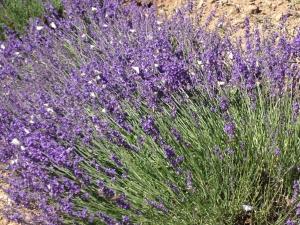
(0, 167), (17, 225)
(1, 0), (299, 224)
(156, 0), (300, 36)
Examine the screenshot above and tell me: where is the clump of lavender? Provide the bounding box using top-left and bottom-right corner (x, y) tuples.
(0, 0), (300, 224)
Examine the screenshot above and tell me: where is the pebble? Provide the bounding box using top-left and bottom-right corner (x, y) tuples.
(247, 5), (261, 14)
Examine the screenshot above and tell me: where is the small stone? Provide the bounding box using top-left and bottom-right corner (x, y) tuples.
(220, 0), (229, 6)
(229, 6), (240, 15)
(275, 14), (282, 21)
(247, 5), (261, 14)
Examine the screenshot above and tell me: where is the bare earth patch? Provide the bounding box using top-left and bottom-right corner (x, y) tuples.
(156, 0), (300, 36)
(0, 168), (17, 225)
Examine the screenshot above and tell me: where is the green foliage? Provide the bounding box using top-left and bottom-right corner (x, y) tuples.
(0, 0), (62, 38)
(55, 87), (300, 225)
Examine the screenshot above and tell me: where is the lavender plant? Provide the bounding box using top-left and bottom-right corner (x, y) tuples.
(0, 0), (299, 224)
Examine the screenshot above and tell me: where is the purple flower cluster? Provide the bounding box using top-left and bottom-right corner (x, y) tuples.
(0, 0), (299, 224)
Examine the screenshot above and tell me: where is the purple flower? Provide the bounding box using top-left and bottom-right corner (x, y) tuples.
(146, 199), (168, 214)
(98, 182), (116, 200)
(115, 194), (131, 210)
(141, 116), (159, 139)
(167, 182), (180, 194)
(96, 212), (119, 225)
(164, 145), (176, 159)
(293, 102), (299, 120)
(286, 219), (296, 225)
(274, 147), (281, 156)
(104, 168), (117, 178)
(110, 154), (124, 168)
(219, 96), (229, 112)
(296, 203), (300, 217)
(224, 122), (236, 139)
(171, 128), (182, 141)
(121, 215), (132, 225)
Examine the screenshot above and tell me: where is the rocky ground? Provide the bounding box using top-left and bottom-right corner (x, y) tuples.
(1, 0), (299, 224)
(156, 0), (300, 37)
(0, 166), (16, 225)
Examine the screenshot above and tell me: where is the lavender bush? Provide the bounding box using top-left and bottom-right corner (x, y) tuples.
(0, 0), (300, 224)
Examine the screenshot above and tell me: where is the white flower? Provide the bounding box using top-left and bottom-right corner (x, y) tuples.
(227, 51), (234, 60)
(129, 29), (136, 33)
(44, 104), (54, 114)
(81, 33), (87, 38)
(20, 146), (25, 151)
(36, 26), (44, 31)
(9, 158), (18, 165)
(11, 138), (21, 146)
(157, 20), (163, 25)
(91, 7), (97, 12)
(29, 115), (35, 124)
(24, 128), (30, 134)
(154, 64), (159, 68)
(14, 52), (20, 56)
(147, 35), (153, 40)
(242, 204), (253, 212)
(103, 24), (108, 28)
(0, 44), (5, 50)
(132, 66), (140, 73)
(96, 75), (101, 80)
(90, 45), (95, 49)
(197, 60), (203, 65)
(217, 81), (225, 86)
(50, 22), (57, 29)
(197, 60), (204, 69)
(90, 92), (96, 98)
(47, 184), (51, 190)
(46, 107), (54, 114)
(101, 108), (106, 113)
